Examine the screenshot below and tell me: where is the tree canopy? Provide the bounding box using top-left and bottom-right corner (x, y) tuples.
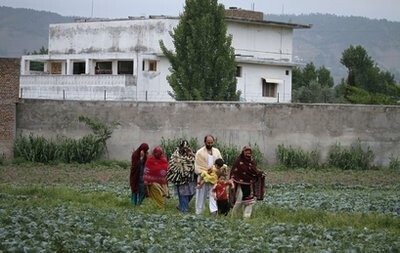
(292, 63), (335, 103)
(160, 0), (240, 101)
(341, 45), (400, 104)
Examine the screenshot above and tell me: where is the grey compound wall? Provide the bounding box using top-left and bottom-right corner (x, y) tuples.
(16, 99), (400, 166)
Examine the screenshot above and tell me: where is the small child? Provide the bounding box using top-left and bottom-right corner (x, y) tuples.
(197, 158), (227, 189)
(212, 173), (235, 216)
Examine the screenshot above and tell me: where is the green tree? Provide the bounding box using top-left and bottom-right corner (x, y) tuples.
(340, 45), (400, 104)
(159, 0), (240, 101)
(292, 63), (336, 103)
(28, 46), (48, 55)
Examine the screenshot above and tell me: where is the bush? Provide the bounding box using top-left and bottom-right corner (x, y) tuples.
(275, 144), (321, 169)
(14, 116), (117, 164)
(388, 154), (400, 170)
(0, 153), (5, 165)
(327, 140), (374, 170)
(160, 137), (265, 168)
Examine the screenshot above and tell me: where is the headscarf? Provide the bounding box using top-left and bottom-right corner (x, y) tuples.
(167, 140), (196, 185)
(144, 146), (169, 184)
(230, 146), (265, 203)
(230, 146), (262, 185)
(130, 143), (149, 192)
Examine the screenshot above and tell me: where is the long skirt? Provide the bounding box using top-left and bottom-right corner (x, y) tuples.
(146, 183), (166, 208)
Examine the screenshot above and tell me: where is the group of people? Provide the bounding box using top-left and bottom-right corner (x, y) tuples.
(129, 134), (265, 218)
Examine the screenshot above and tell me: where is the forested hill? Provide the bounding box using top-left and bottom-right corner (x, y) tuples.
(1, 6), (399, 82)
(266, 13), (400, 82)
(0, 6), (74, 56)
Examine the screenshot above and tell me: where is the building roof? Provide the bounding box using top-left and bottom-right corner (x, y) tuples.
(72, 9), (311, 30)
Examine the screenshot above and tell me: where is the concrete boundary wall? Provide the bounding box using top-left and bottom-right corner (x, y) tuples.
(16, 99), (400, 166)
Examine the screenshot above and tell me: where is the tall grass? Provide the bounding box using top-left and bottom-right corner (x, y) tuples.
(275, 144), (320, 169)
(0, 153), (5, 165)
(327, 140), (375, 170)
(276, 140), (376, 170)
(388, 154), (400, 170)
(14, 116), (117, 164)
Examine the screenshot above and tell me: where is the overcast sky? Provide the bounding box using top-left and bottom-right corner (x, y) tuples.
(1, 0), (399, 22)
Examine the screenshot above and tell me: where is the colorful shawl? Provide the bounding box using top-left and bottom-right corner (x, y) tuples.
(129, 143), (149, 193)
(144, 146), (168, 184)
(167, 147), (196, 185)
(230, 146), (266, 205)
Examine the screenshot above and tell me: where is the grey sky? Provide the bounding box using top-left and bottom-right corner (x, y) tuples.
(0, 0), (399, 22)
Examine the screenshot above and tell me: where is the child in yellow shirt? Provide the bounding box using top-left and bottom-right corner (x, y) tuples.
(197, 158), (227, 188)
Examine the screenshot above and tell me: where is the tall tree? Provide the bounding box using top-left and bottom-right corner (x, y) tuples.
(160, 0), (239, 101)
(292, 63), (336, 103)
(340, 45), (400, 104)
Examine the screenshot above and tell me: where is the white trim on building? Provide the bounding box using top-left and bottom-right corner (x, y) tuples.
(20, 9), (310, 103)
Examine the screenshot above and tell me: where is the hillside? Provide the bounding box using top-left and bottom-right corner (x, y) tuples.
(0, 6), (74, 56)
(267, 13), (400, 82)
(1, 6), (399, 82)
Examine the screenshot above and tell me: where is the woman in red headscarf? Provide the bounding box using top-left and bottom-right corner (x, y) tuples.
(130, 143), (149, 206)
(230, 145), (265, 218)
(144, 146), (169, 208)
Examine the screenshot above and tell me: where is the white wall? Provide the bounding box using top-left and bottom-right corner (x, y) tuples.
(228, 22), (293, 61)
(21, 17), (297, 102)
(49, 19), (178, 55)
(237, 63), (292, 102)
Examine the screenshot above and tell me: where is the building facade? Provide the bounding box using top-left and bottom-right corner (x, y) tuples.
(20, 9), (310, 102)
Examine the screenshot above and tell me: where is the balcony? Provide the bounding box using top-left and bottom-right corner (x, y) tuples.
(19, 74), (137, 101)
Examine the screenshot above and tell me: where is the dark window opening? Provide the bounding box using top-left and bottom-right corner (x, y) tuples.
(73, 62), (86, 75)
(286, 70), (290, 75)
(95, 61), (112, 74)
(149, 60), (157, 71)
(236, 66), (242, 77)
(118, 61), (134, 74)
(262, 78), (277, 97)
(29, 61), (44, 72)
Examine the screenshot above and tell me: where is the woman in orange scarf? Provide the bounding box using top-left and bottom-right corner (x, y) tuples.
(144, 146), (169, 208)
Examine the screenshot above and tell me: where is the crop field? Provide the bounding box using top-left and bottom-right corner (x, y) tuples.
(0, 164), (399, 252)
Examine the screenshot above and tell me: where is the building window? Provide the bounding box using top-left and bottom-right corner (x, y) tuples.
(29, 61), (44, 72)
(73, 62), (86, 75)
(286, 70), (290, 75)
(262, 78), (277, 97)
(143, 59), (158, 72)
(236, 66), (242, 77)
(149, 60), (157, 71)
(118, 61), (134, 74)
(50, 62), (62, 74)
(95, 61), (112, 74)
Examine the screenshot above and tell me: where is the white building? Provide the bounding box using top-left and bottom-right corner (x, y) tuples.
(20, 8), (310, 102)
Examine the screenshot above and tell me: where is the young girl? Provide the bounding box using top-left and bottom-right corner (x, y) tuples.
(212, 173), (234, 216)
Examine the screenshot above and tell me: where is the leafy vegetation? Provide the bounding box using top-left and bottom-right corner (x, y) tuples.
(159, 0), (239, 101)
(160, 136), (265, 168)
(275, 144), (320, 169)
(276, 140), (376, 170)
(0, 164), (399, 252)
(14, 116), (118, 164)
(292, 63), (336, 103)
(0, 153), (4, 165)
(292, 46), (400, 105)
(340, 45), (400, 104)
(327, 140), (375, 170)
